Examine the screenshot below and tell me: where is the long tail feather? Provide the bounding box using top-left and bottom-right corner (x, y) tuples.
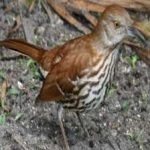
(0, 39), (45, 62)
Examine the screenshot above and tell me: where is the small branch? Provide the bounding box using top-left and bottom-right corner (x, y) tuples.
(12, 135), (29, 150)
(47, 0), (90, 33)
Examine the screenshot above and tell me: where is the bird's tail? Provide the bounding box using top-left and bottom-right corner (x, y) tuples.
(0, 39), (45, 63)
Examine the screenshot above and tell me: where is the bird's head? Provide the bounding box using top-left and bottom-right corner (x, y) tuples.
(95, 5), (149, 49)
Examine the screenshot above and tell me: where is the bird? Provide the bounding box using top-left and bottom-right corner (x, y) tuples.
(0, 5), (149, 150)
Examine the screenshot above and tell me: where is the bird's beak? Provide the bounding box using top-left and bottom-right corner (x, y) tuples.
(127, 26), (150, 48)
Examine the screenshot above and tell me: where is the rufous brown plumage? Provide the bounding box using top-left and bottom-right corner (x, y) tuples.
(0, 5), (149, 150)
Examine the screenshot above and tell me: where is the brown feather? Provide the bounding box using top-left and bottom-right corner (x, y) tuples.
(0, 39), (45, 62)
(0, 35), (102, 103)
(36, 35), (103, 102)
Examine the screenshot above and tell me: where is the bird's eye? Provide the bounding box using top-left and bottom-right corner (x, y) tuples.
(114, 21), (120, 29)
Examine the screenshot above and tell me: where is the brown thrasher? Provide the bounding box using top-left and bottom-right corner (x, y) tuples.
(0, 5), (149, 150)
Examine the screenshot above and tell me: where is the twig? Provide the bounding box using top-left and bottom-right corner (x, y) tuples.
(65, 0), (105, 13)
(41, 0), (52, 22)
(12, 134), (29, 150)
(47, 0), (90, 33)
(17, 0), (35, 43)
(64, 2), (98, 26)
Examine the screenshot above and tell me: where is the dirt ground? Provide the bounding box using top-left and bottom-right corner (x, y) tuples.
(0, 1), (150, 150)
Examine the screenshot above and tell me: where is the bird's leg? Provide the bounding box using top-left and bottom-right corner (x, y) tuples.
(76, 112), (90, 138)
(58, 105), (70, 150)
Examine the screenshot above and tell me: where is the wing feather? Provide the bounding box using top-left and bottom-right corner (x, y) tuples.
(36, 36), (100, 102)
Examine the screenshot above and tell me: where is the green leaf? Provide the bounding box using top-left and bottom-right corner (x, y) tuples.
(15, 113), (22, 121)
(131, 55), (139, 69)
(0, 114), (6, 125)
(27, 59), (35, 68)
(34, 70), (40, 77)
(137, 128), (145, 141)
(26, 59), (41, 78)
(124, 55), (139, 69)
(142, 91), (148, 101)
(107, 87), (117, 96)
(0, 70), (5, 78)
(122, 101), (130, 111)
(9, 87), (20, 95)
(126, 132), (138, 141)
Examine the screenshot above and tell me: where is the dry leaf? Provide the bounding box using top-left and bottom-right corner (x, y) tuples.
(0, 80), (9, 112)
(0, 80), (7, 100)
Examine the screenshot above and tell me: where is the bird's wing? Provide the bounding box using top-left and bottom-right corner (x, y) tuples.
(36, 37), (100, 102)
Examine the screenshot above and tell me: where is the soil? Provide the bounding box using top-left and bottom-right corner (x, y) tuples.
(0, 1), (150, 150)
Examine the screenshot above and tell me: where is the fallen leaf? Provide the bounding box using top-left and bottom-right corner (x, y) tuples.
(0, 80), (9, 112)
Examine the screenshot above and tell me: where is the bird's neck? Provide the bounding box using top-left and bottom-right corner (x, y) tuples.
(91, 25), (120, 52)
